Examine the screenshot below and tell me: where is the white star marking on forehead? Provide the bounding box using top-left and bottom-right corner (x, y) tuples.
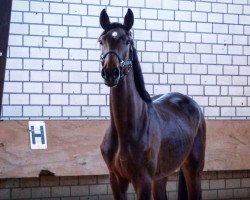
(112, 31), (118, 38)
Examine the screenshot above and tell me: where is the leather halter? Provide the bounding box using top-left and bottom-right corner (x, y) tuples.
(100, 42), (133, 80)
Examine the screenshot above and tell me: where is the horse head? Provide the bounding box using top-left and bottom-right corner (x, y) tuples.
(99, 9), (134, 87)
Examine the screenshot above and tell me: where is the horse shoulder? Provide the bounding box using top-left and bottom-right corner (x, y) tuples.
(100, 124), (118, 166)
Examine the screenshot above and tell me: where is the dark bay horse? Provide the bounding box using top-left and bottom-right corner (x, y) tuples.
(99, 9), (206, 200)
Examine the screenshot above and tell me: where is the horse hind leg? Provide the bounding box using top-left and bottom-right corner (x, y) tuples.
(179, 122), (206, 200)
(178, 169), (188, 200)
(152, 177), (168, 200)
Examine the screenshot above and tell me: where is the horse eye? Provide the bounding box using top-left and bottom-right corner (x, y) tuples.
(126, 40), (130, 45)
(99, 40), (103, 45)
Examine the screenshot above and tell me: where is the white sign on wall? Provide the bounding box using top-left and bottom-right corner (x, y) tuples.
(28, 121), (47, 149)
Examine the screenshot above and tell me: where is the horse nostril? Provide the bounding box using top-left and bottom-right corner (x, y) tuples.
(101, 68), (106, 79)
(113, 67), (120, 79)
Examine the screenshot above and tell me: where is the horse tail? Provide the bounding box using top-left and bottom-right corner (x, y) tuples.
(178, 169), (188, 200)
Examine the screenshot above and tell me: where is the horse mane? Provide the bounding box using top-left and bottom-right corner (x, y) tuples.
(132, 46), (152, 103)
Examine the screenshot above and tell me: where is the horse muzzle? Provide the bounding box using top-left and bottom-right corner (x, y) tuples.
(101, 67), (121, 87)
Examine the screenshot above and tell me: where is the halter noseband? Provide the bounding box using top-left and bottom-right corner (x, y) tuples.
(100, 42), (133, 80)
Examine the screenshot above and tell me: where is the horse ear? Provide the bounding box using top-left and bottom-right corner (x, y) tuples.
(123, 9), (134, 30)
(100, 9), (110, 30)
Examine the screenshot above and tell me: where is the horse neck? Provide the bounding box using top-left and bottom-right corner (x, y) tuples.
(110, 69), (147, 135)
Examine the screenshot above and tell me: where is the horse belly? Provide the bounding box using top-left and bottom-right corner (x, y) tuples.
(155, 135), (194, 178)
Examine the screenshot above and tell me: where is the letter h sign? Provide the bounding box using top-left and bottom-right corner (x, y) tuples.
(28, 121), (47, 149)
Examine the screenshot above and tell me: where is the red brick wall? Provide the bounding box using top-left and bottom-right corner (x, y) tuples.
(0, 170), (249, 199)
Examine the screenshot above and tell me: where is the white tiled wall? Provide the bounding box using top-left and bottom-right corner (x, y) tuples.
(2, 0), (250, 119)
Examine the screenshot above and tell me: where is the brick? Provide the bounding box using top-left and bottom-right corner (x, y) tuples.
(197, 23), (212, 33)
(201, 54), (216, 64)
(71, 185), (89, 196)
(154, 85), (170, 94)
(179, 1), (195, 11)
(50, 25), (68, 36)
(168, 74), (184, 84)
(43, 106), (62, 117)
(10, 70), (29, 81)
(163, 42), (179, 52)
(30, 24), (49, 35)
(63, 106), (81, 116)
(23, 106), (42, 117)
(24, 36), (43, 47)
(218, 189), (233, 199)
(2, 106), (22, 117)
(205, 86), (220, 95)
(10, 94), (29, 105)
(89, 95), (106, 105)
(168, 53), (184, 63)
(208, 65), (223, 75)
(162, 0), (178, 10)
(233, 188), (248, 198)
(217, 76), (232, 85)
(12, 188), (31, 199)
(0, 179), (19, 188)
(185, 54), (200, 64)
(164, 21), (180, 31)
(233, 76), (247, 85)
(30, 94), (49, 105)
(63, 83), (81, 94)
(63, 15), (81, 26)
(181, 22), (196, 32)
(221, 107), (236, 117)
(12, 0), (29, 11)
(30, 47), (49, 58)
(158, 10), (174, 20)
(192, 12), (207, 22)
(213, 24), (228, 34)
(69, 49), (87, 60)
(52, 186), (70, 197)
(146, 42), (162, 52)
(69, 94), (88, 106)
(188, 85), (204, 95)
(141, 8), (157, 19)
(142, 52), (158, 62)
(196, 44), (211, 54)
(171, 85), (187, 94)
(213, 44), (227, 54)
(228, 45), (243, 55)
(9, 35), (23, 46)
(204, 107), (220, 117)
(212, 3), (227, 13)
(217, 97), (232, 106)
(228, 4), (243, 14)
(50, 71), (69, 82)
(218, 34), (232, 44)
(51, 94), (69, 105)
(196, 2), (211, 12)
(232, 97), (247, 106)
(82, 16), (99, 27)
(202, 190), (218, 200)
(32, 187), (50, 198)
(146, 20), (162, 30)
(0, 189), (10, 200)
(233, 55), (248, 65)
(202, 34), (217, 44)
(24, 12), (43, 24)
(81, 84), (99, 94)
(241, 178), (250, 187)
(208, 13), (223, 23)
(31, 1), (49, 13)
(229, 86), (244, 95)
(10, 47), (29, 58)
(82, 106), (100, 116)
(229, 25), (244, 34)
(69, 4), (87, 15)
(185, 75), (200, 85)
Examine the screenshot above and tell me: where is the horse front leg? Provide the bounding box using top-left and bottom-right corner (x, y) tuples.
(132, 175), (152, 200)
(152, 177), (168, 200)
(109, 172), (129, 200)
